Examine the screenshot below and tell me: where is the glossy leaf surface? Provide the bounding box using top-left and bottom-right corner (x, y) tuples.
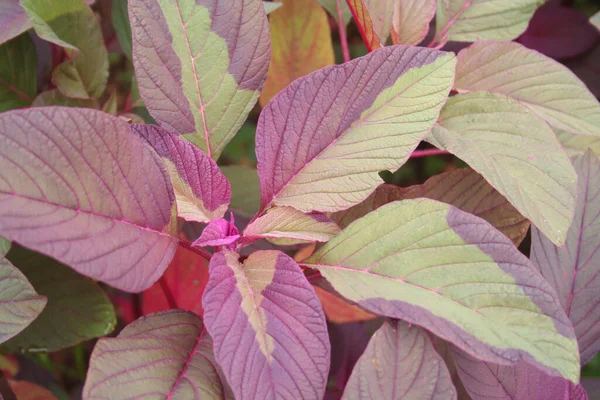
(0, 33), (36, 112)
(257, 45), (455, 213)
(333, 168), (529, 245)
(0, 257), (45, 345)
(203, 250), (330, 399)
(431, 92), (577, 246)
(455, 40), (600, 136)
(531, 150), (600, 365)
(392, 0), (436, 45)
(21, 0), (108, 99)
(84, 310), (232, 399)
(436, 0), (542, 43)
(244, 207), (340, 242)
(343, 320), (456, 399)
(306, 199), (580, 382)
(133, 124), (230, 223)
(0, 108), (178, 292)
(129, 0), (270, 159)
(1, 245), (115, 353)
(259, 0), (334, 106)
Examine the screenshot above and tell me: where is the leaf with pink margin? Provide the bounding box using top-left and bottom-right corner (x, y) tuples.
(0, 256), (46, 345)
(343, 319), (457, 399)
(0, 107), (178, 293)
(244, 206), (340, 242)
(391, 0), (436, 46)
(332, 168), (530, 246)
(257, 45), (455, 213)
(305, 199), (580, 382)
(132, 124), (230, 223)
(453, 349), (587, 400)
(345, 0), (382, 51)
(193, 215), (240, 248)
(364, 0), (394, 43)
(203, 250), (330, 399)
(0, 1), (31, 45)
(129, 0), (270, 159)
(531, 150), (600, 365)
(83, 310), (233, 399)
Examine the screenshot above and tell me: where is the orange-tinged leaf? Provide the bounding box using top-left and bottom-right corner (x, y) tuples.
(9, 380), (57, 400)
(259, 0), (334, 106)
(345, 0), (382, 51)
(313, 285), (376, 324)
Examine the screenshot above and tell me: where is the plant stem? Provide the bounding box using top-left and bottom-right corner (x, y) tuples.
(427, 0), (472, 48)
(159, 276), (178, 309)
(409, 149), (450, 158)
(178, 240), (212, 261)
(336, 0), (351, 62)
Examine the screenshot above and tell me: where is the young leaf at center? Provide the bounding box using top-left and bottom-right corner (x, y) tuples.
(257, 45), (456, 213)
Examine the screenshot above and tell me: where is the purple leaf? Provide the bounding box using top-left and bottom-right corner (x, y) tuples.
(256, 45), (455, 213)
(343, 319), (457, 399)
(453, 349), (587, 400)
(129, 0), (270, 159)
(132, 124), (231, 223)
(0, 1), (31, 45)
(531, 150), (600, 365)
(0, 107), (178, 292)
(203, 250), (330, 399)
(193, 215), (240, 249)
(83, 310), (233, 399)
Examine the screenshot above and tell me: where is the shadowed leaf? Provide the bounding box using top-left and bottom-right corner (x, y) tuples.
(0, 1), (31, 45)
(132, 124), (230, 223)
(259, 0), (334, 107)
(343, 320), (457, 399)
(129, 0), (270, 159)
(455, 40), (600, 136)
(257, 45), (455, 213)
(531, 150), (600, 365)
(0, 238), (9, 257)
(0, 107), (178, 292)
(9, 380), (57, 400)
(203, 250), (330, 399)
(21, 0), (108, 99)
(430, 92), (577, 246)
(111, 0), (132, 60)
(0, 33), (36, 112)
(84, 310), (232, 399)
(305, 199), (580, 382)
(221, 166), (261, 218)
(319, 0), (352, 26)
(1, 245), (115, 353)
(32, 89), (99, 108)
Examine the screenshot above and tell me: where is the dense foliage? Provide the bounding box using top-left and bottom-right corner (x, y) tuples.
(0, 0), (600, 399)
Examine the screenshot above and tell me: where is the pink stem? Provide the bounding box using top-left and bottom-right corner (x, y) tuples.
(427, 0), (472, 48)
(410, 148), (450, 158)
(336, 0), (351, 62)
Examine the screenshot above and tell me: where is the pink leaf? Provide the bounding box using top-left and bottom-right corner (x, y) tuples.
(193, 215), (240, 248)
(203, 250), (330, 399)
(132, 124), (231, 223)
(0, 107), (178, 292)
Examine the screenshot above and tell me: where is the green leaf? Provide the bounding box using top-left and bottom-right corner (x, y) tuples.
(111, 0), (132, 60)
(221, 165), (261, 218)
(263, 1), (283, 14)
(0, 256), (46, 345)
(455, 40), (600, 136)
(556, 130), (600, 157)
(1, 246), (116, 353)
(102, 91), (118, 115)
(21, 0), (108, 99)
(430, 92), (577, 246)
(0, 238), (9, 257)
(436, 0), (542, 43)
(305, 199), (580, 383)
(32, 89), (99, 108)
(0, 33), (36, 112)
(319, 0), (352, 26)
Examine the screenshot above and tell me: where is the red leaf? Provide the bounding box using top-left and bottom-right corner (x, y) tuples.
(142, 245), (210, 317)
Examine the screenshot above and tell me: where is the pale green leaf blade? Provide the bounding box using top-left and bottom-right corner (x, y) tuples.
(319, 0), (352, 26)
(32, 89), (99, 108)
(21, 0), (108, 99)
(244, 206), (340, 242)
(129, 0), (271, 159)
(1, 245), (116, 353)
(392, 0), (436, 45)
(436, 0), (542, 42)
(431, 92), (577, 246)
(591, 11), (600, 30)
(455, 40), (600, 136)
(0, 256), (46, 345)
(0, 238), (9, 257)
(556, 130), (600, 157)
(263, 1), (283, 14)
(0, 33), (36, 112)
(305, 199), (580, 382)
